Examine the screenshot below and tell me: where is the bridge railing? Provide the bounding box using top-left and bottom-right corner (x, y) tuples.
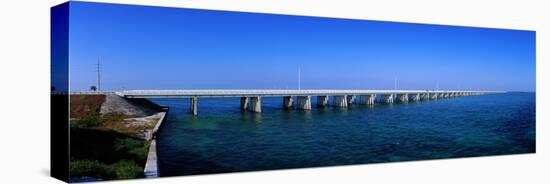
(117, 89), (503, 98)
(51, 91), (116, 95)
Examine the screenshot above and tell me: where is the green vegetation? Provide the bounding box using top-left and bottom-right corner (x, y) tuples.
(71, 113), (157, 138)
(72, 114), (128, 128)
(69, 95), (160, 181)
(70, 159), (143, 179)
(73, 116), (102, 128)
(70, 127), (150, 180)
(110, 160), (144, 179)
(114, 138), (150, 162)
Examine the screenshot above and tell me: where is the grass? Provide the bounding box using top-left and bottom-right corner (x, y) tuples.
(70, 127), (150, 180)
(71, 113), (158, 138)
(70, 159), (143, 180)
(73, 116), (102, 128)
(114, 138), (150, 162)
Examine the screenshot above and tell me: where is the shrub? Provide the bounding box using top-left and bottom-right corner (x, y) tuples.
(70, 159), (144, 180)
(70, 159), (112, 179)
(114, 138), (150, 162)
(74, 116), (102, 128)
(110, 160), (143, 179)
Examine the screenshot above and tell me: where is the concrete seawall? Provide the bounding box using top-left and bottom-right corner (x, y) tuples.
(144, 111), (167, 178)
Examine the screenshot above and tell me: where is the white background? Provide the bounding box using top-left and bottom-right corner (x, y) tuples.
(0, 0), (547, 183)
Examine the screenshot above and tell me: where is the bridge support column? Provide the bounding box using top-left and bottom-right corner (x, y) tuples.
(296, 96), (312, 110)
(240, 97), (249, 110)
(410, 93), (420, 101)
(359, 94), (376, 105)
(368, 94), (376, 104)
(346, 95), (356, 105)
(444, 93), (450, 98)
(397, 94), (409, 103)
(438, 93), (444, 98)
(283, 96), (293, 109)
(420, 93), (429, 100)
(378, 94), (394, 104)
(248, 96), (261, 113)
(332, 95), (348, 107)
(430, 93), (438, 100)
(317, 96), (328, 107)
(190, 97), (198, 115)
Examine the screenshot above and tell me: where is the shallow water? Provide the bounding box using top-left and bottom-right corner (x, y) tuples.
(152, 92), (535, 176)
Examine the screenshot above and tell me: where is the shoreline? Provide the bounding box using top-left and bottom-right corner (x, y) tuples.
(144, 110), (168, 178)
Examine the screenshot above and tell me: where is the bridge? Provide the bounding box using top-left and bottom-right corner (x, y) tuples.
(115, 90), (501, 115)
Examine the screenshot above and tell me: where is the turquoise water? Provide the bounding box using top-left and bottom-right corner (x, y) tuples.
(152, 92), (535, 176)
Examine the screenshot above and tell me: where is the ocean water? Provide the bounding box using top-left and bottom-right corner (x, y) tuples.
(152, 92), (535, 176)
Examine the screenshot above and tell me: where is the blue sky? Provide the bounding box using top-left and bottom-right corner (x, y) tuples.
(67, 2), (535, 92)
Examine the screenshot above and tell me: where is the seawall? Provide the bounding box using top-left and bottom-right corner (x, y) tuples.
(144, 111), (167, 178)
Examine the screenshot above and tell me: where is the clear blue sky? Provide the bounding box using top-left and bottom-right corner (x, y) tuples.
(67, 2), (535, 92)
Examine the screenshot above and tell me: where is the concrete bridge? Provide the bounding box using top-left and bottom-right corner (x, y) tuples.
(116, 90), (501, 115)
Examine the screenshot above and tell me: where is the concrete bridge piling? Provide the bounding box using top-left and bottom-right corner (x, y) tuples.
(333, 95), (348, 108)
(430, 93), (438, 100)
(346, 95), (357, 105)
(410, 93), (421, 101)
(317, 96), (329, 107)
(190, 97), (198, 115)
(296, 96), (312, 110)
(420, 93), (430, 101)
(283, 96), (293, 109)
(248, 96), (262, 112)
(359, 94), (376, 105)
(397, 94), (409, 103)
(240, 97), (249, 110)
(378, 94), (394, 104)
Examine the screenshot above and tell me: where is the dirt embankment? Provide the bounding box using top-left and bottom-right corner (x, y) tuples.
(100, 94), (162, 117)
(70, 94), (165, 140)
(71, 94), (162, 118)
(70, 95), (106, 118)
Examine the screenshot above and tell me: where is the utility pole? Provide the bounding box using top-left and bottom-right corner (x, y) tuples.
(436, 81), (439, 91)
(298, 67), (301, 90)
(96, 57), (101, 91)
(394, 77), (397, 90)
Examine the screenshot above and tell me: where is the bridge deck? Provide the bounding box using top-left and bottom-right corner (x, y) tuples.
(118, 90), (499, 98)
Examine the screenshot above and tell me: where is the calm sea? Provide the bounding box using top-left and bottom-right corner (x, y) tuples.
(152, 92), (535, 176)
